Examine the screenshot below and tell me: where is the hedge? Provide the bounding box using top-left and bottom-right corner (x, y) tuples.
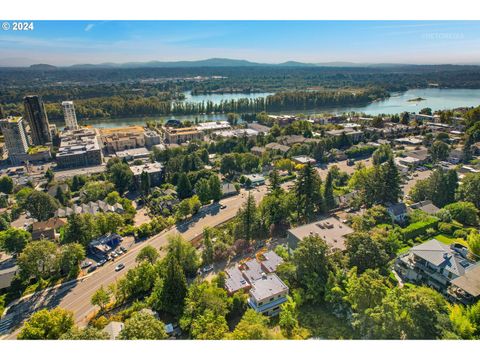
(345, 145), (377, 159)
(401, 218), (439, 240)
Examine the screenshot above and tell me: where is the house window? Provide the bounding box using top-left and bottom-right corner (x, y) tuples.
(269, 297), (274, 302)
(258, 302), (263, 306)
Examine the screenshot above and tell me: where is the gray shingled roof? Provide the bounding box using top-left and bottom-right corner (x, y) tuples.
(411, 239), (472, 277)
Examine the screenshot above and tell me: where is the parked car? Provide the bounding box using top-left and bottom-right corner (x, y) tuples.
(220, 204), (227, 209)
(87, 265), (97, 273)
(120, 246), (128, 253)
(111, 252), (118, 258)
(115, 263), (125, 272)
(115, 249), (123, 255)
(80, 261), (92, 269)
(97, 259), (107, 267)
(202, 264), (214, 273)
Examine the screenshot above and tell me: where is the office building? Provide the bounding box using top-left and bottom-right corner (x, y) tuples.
(0, 116), (30, 165)
(62, 101), (79, 130)
(56, 128), (103, 168)
(23, 95), (52, 145)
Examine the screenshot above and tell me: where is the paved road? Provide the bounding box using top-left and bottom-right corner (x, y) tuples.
(1, 186), (268, 339)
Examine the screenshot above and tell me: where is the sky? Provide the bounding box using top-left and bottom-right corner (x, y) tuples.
(1, 21), (480, 66)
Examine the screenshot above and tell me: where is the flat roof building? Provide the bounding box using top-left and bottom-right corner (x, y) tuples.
(130, 162), (164, 189)
(116, 147), (151, 162)
(196, 121), (231, 133)
(99, 126), (146, 153)
(56, 128), (103, 168)
(163, 126), (203, 144)
(287, 217), (354, 251)
(248, 274), (289, 317)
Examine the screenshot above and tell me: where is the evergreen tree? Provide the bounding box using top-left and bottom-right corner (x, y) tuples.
(295, 163), (323, 223)
(154, 255), (187, 316)
(268, 169), (282, 193)
(238, 192), (258, 243)
(176, 172), (192, 199)
(55, 186), (69, 206)
(202, 228), (214, 265)
(140, 171), (151, 196)
(381, 157), (401, 204)
(323, 169), (335, 210)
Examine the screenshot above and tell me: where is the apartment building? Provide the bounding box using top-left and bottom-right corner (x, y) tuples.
(99, 126), (146, 153)
(163, 126), (203, 144)
(56, 128), (103, 168)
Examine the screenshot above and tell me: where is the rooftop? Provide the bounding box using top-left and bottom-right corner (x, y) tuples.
(260, 250), (284, 273)
(409, 200), (440, 215)
(249, 273), (289, 302)
(410, 239), (474, 277)
(288, 217), (354, 251)
(99, 126), (144, 136)
(129, 162), (163, 176)
(451, 264), (480, 297)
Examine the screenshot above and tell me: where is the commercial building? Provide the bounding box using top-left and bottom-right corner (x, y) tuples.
(116, 147), (151, 162)
(196, 121), (231, 133)
(212, 128), (259, 138)
(244, 174), (265, 187)
(143, 129), (161, 149)
(61, 101), (79, 130)
(0, 116), (30, 165)
(56, 128), (103, 168)
(23, 95), (52, 145)
(99, 126), (146, 153)
(287, 216), (354, 251)
(163, 126), (203, 144)
(130, 162), (164, 189)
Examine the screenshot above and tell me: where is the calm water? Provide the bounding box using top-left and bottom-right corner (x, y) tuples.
(63, 88), (480, 128)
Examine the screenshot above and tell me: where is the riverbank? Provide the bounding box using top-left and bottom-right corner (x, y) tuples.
(49, 88), (480, 129)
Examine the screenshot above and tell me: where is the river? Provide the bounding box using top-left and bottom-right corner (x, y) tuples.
(61, 88), (480, 129)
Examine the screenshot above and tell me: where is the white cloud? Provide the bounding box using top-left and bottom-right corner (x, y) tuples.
(84, 23), (95, 32)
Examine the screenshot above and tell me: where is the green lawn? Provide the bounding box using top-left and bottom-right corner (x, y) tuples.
(434, 233), (468, 247)
(396, 232), (469, 255)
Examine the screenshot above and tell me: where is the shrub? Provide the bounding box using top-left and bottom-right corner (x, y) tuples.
(401, 218), (439, 240)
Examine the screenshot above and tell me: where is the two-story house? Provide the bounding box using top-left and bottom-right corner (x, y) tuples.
(395, 239), (476, 296)
(247, 273), (289, 317)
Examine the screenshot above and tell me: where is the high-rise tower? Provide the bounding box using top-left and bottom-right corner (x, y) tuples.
(23, 95), (52, 145)
(62, 101), (79, 130)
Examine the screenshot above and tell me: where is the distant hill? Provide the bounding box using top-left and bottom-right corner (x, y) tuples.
(29, 64), (58, 70)
(1, 58), (476, 70)
(69, 58), (266, 69)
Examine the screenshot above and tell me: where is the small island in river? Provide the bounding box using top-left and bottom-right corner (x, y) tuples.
(407, 97), (427, 102)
